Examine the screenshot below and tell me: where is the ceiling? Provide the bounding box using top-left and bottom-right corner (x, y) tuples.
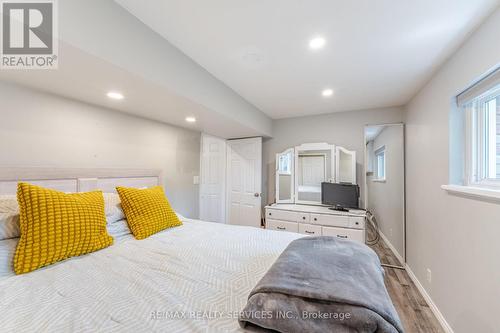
(0, 43), (255, 139)
(117, 0), (500, 119)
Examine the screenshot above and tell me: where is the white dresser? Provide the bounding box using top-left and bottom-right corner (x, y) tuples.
(265, 204), (366, 243)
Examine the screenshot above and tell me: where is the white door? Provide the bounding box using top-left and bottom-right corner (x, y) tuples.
(199, 134), (226, 223)
(227, 137), (262, 227)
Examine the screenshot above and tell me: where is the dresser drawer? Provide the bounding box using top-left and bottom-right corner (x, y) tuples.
(311, 213), (349, 228)
(298, 223), (322, 236)
(297, 213), (310, 223)
(322, 226), (365, 243)
(349, 216), (365, 229)
(266, 209), (298, 222)
(266, 219), (299, 233)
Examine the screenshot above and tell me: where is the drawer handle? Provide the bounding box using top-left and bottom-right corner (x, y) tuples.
(355, 222), (359, 225)
(302, 216), (306, 220)
(313, 218), (317, 221)
(305, 230), (315, 234)
(277, 227), (285, 230)
(269, 213), (272, 216)
(337, 235), (348, 239)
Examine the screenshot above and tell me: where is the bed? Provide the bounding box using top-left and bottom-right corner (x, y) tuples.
(1, 216), (301, 332)
(0, 168), (302, 332)
(0, 168), (401, 333)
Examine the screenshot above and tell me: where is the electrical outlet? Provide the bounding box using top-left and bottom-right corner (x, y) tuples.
(426, 268), (432, 284)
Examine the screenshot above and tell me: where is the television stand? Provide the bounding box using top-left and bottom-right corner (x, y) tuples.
(264, 204), (366, 244)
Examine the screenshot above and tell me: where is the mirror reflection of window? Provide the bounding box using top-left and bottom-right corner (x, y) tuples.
(278, 152), (292, 174)
(375, 147), (386, 180)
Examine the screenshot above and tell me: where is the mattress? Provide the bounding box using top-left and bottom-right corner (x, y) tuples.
(0, 218), (302, 332)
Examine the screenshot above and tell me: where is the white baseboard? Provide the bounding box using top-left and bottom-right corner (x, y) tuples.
(378, 230), (404, 266)
(368, 218), (453, 333)
(405, 265), (454, 333)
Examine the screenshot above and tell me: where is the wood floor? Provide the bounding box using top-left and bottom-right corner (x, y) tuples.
(367, 229), (444, 333)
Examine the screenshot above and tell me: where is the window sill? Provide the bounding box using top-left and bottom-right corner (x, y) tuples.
(372, 179), (386, 183)
(441, 184), (500, 202)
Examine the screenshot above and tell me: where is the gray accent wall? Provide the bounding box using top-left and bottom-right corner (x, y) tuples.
(405, 6), (500, 333)
(263, 107), (405, 208)
(0, 81), (200, 219)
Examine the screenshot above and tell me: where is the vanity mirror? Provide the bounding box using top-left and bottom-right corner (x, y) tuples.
(275, 142), (356, 205)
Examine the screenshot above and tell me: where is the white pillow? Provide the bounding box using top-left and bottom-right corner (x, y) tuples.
(0, 238), (17, 278)
(103, 193), (125, 224)
(106, 219), (132, 240)
(0, 195), (20, 241)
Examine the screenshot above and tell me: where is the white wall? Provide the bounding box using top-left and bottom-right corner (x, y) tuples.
(0, 81), (200, 218)
(263, 107), (404, 207)
(405, 7), (500, 333)
(367, 125), (405, 260)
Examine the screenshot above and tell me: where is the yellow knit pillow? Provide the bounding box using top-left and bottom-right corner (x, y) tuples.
(14, 183), (113, 274)
(116, 186), (182, 240)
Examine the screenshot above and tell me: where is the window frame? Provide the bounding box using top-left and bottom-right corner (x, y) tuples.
(464, 85), (500, 189)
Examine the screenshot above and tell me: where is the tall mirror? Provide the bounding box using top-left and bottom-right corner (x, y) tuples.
(276, 148), (294, 203)
(364, 124), (406, 266)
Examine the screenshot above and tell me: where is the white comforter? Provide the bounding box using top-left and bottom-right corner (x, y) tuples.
(0, 219), (302, 333)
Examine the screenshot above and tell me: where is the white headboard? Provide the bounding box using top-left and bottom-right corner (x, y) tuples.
(0, 168), (162, 195)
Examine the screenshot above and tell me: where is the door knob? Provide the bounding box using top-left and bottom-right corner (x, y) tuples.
(254, 193), (260, 197)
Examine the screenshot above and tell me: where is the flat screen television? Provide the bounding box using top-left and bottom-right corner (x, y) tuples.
(321, 182), (359, 210)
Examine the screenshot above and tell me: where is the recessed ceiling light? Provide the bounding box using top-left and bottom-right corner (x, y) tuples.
(322, 89), (333, 97)
(309, 36), (326, 50)
(106, 91), (124, 100)
(185, 116), (196, 123)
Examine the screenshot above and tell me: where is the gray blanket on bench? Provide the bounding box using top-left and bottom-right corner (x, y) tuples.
(239, 236), (404, 333)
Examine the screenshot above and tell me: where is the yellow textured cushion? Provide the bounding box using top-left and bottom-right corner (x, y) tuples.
(14, 183), (113, 274)
(116, 186), (181, 240)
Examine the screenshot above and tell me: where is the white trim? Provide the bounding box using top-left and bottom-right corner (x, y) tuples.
(441, 184), (500, 202)
(405, 265), (455, 333)
(378, 230), (403, 265)
(372, 179), (386, 183)
(367, 214), (453, 333)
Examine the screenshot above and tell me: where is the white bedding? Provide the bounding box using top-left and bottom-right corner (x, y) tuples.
(0, 218), (302, 333)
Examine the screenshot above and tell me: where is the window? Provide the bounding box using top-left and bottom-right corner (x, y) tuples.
(464, 85), (500, 187)
(460, 68), (500, 188)
(375, 146), (386, 180)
